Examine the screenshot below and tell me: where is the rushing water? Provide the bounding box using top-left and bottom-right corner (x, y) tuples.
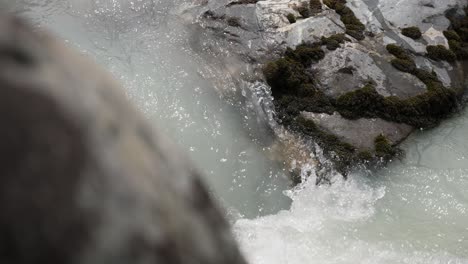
(3, 0), (468, 263)
(2, 0), (292, 218)
(235, 111), (468, 263)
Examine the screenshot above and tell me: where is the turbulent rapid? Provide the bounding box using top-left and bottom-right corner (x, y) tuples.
(235, 113), (468, 263)
(4, 0), (468, 263)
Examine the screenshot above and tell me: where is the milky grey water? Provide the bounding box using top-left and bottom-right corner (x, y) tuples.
(235, 110), (468, 263)
(3, 0), (468, 263)
(2, 0), (292, 218)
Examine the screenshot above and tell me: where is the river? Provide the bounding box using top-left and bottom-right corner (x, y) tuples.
(3, 0), (468, 263)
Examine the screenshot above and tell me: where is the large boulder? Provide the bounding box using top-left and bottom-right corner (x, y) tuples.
(185, 0), (468, 177)
(0, 14), (247, 264)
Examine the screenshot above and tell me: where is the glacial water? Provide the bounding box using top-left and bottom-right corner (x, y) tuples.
(3, 0), (468, 263)
(235, 112), (468, 263)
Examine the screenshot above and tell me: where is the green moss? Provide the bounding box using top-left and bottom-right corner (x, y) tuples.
(451, 41), (468, 59)
(426, 45), (457, 62)
(323, 0), (344, 9)
(341, 15), (365, 31)
(357, 151), (373, 161)
(334, 84), (458, 128)
(309, 0), (322, 13)
(321, 33), (348, 50)
(323, 0), (365, 41)
(335, 84), (384, 119)
(329, 33), (349, 42)
(324, 39), (340, 50)
(413, 69), (441, 89)
(444, 30), (468, 60)
(345, 30), (365, 41)
(286, 13), (296, 24)
(263, 58), (309, 97)
(459, 28), (468, 42)
(444, 30), (461, 41)
(385, 44), (447, 91)
(391, 58), (416, 73)
(275, 92), (335, 119)
(386, 44), (411, 60)
(374, 134), (398, 158)
(297, 5), (311, 18)
(401, 26), (422, 39)
(439, 7), (468, 60)
(386, 44), (416, 73)
(286, 44), (325, 65)
(263, 42), (326, 98)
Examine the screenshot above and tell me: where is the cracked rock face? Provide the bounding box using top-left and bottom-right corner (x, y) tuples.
(185, 0), (467, 173)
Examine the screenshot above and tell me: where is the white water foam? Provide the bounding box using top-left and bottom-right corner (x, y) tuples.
(234, 112), (468, 264)
(234, 168), (468, 264)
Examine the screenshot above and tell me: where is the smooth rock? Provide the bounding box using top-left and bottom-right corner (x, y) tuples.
(301, 112), (414, 151)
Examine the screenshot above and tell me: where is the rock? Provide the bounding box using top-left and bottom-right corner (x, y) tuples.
(301, 112), (414, 151)
(310, 42), (428, 98)
(184, 0), (467, 177)
(281, 14), (345, 47)
(0, 14), (247, 264)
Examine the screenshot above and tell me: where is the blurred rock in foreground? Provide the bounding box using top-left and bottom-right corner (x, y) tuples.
(0, 14), (247, 264)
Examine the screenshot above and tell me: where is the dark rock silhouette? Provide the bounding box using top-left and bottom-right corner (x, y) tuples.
(0, 14), (247, 264)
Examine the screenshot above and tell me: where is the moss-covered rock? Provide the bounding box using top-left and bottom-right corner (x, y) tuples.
(309, 0), (322, 13)
(401, 26), (422, 39)
(448, 39), (468, 59)
(259, 7), (465, 176)
(323, 0), (366, 40)
(290, 115), (407, 174)
(345, 30), (365, 41)
(413, 69), (441, 88)
(386, 44), (418, 73)
(263, 58), (310, 97)
(357, 150), (373, 161)
(391, 58), (416, 73)
(286, 44), (325, 65)
(286, 13), (296, 24)
(374, 134), (399, 158)
(321, 33), (348, 50)
(297, 5), (311, 18)
(444, 9), (468, 61)
(426, 45), (457, 62)
(444, 30), (462, 41)
(334, 84), (459, 128)
(386, 44), (411, 60)
(335, 84), (383, 119)
(263, 42), (326, 98)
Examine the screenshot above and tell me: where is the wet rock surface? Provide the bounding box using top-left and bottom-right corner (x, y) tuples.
(301, 112), (413, 151)
(0, 14), (247, 264)
(185, 0), (468, 176)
